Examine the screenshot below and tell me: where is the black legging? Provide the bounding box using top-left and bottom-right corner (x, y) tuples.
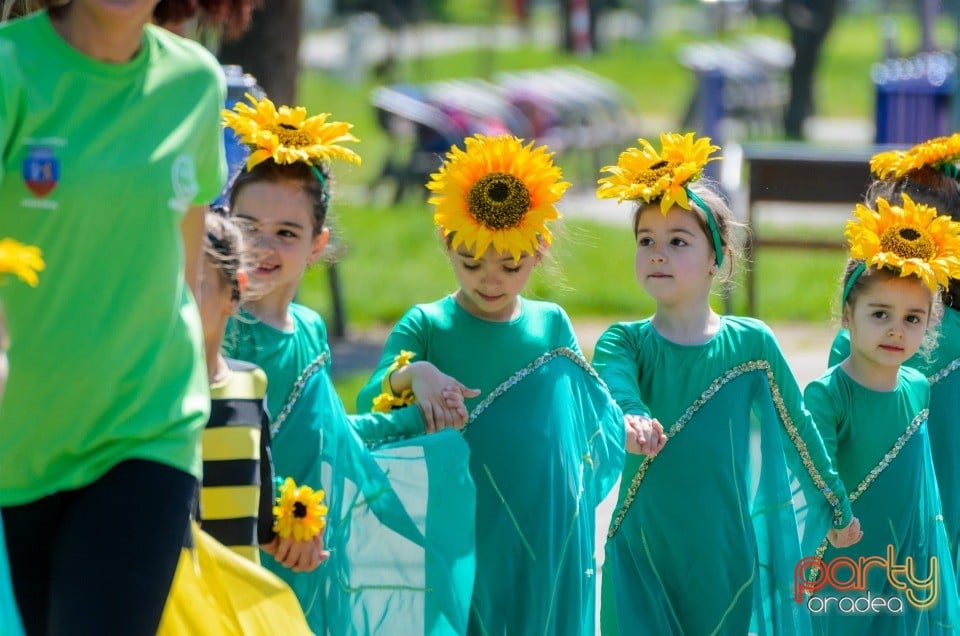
(2, 459), (197, 636)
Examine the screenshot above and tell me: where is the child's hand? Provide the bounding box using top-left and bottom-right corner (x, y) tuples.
(827, 517), (863, 548)
(268, 534), (329, 573)
(408, 362), (480, 432)
(624, 414), (667, 456)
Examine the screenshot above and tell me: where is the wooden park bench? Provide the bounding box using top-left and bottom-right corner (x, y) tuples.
(740, 142), (878, 316)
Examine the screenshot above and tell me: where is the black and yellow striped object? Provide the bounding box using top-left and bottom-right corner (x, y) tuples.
(200, 359), (274, 564)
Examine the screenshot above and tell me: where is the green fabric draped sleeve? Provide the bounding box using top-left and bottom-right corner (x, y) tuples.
(357, 295), (625, 635)
(223, 303), (475, 635)
(592, 316), (852, 636)
(804, 366), (959, 634)
(830, 307), (960, 587)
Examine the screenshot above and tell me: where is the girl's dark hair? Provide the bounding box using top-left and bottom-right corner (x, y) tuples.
(631, 180), (746, 284)
(29, 0), (258, 38)
(867, 166), (960, 307)
(228, 161), (332, 236)
(204, 210), (245, 302)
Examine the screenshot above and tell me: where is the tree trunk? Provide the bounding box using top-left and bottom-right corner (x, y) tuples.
(218, 0), (304, 105)
(782, 0), (840, 139)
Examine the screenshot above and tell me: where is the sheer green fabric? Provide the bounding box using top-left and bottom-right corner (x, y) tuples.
(830, 307), (960, 586)
(593, 317), (852, 636)
(805, 366), (959, 634)
(0, 523), (24, 636)
(357, 296), (626, 635)
(224, 304), (475, 635)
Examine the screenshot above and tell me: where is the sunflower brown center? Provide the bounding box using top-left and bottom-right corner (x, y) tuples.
(293, 502), (308, 518)
(879, 224), (937, 260)
(275, 123), (312, 148)
(467, 172), (530, 229)
(633, 161), (678, 188)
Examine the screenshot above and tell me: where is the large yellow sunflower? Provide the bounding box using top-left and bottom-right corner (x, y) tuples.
(222, 93), (361, 171)
(596, 132), (720, 213)
(427, 134), (570, 261)
(846, 193), (960, 291)
(273, 477), (328, 541)
(0, 238), (44, 287)
(870, 133), (960, 179)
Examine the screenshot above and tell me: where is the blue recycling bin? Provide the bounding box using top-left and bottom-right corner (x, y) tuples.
(216, 65), (266, 206)
(874, 52), (955, 145)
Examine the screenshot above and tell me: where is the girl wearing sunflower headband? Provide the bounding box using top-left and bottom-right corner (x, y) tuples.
(591, 132), (861, 635)
(804, 196), (960, 633)
(831, 136), (960, 587)
(221, 95), (476, 634)
(355, 133), (628, 635)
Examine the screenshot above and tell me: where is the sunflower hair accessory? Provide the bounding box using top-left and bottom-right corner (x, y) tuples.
(870, 133), (960, 180)
(372, 350), (417, 413)
(0, 238), (44, 287)
(273, 477), (328, 541)
(842, 193), (960, 304)
(597, 132), (723, 267)
(222, 94), (362, 189)
(428, 134), (570, 262)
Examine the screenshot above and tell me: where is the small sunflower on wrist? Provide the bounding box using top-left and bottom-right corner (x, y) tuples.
(273, 477), (328, 541)
(372, 350), (418, 412)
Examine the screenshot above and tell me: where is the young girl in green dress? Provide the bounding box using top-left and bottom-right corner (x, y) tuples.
(805, 194), (960, 634)
(591, 132), (862, 636)
(356, 133), (637, 635)
(221, 95), (476, 634)
(829, 135), (960, 588)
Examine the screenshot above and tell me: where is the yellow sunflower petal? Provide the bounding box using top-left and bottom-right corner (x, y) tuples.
(428, 134), (567, 259)
(597, 132), (719, 208)
(223, 94), (362, 170)
(846, 193), (960, 291)
(0, 239), (45, 287)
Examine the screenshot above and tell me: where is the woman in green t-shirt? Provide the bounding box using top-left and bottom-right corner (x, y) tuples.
(0, 2), (252, 634)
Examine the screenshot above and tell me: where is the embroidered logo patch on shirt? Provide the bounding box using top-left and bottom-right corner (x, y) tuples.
(23, 145), (59, 198)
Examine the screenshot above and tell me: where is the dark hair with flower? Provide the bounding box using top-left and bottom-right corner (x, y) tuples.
(223, 94), (362, 237)
(842, 194), (960, 312)
(598, 132), (740, 272)
(868, 138), (960, 308)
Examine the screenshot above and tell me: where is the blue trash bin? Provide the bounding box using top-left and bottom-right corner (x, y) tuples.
(874, 52), (955, 145)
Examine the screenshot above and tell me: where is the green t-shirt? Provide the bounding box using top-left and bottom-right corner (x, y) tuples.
(0, 12), (227, 505)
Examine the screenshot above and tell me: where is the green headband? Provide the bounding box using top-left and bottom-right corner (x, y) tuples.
(841, 262), (866, 306)
(940, 162), (960, 180)
(311, 165), (328, 197)
(686, 187), (724, 268)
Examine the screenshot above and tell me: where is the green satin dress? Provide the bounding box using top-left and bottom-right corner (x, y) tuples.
(804, 366), (959, 634)
(224, 303), (476, 635)
(356, 296), (626, 635)
(593, 316), (853, 636)
(831, 306), (960, 587)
